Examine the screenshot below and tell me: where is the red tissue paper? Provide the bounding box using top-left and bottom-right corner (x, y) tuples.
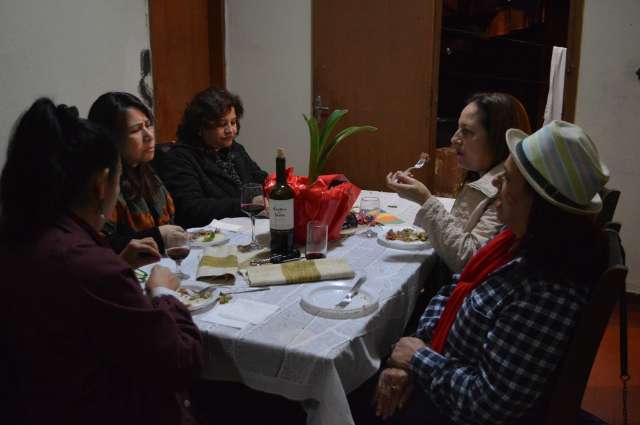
(264, 167), (361, 244)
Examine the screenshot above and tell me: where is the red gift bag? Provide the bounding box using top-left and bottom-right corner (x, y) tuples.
(264, 168), (361, 244)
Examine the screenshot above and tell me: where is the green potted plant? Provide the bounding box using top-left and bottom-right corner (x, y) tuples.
(304, 109), (377, 182)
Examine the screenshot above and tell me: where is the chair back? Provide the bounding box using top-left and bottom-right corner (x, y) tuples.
(596, 188), (621, 227)
(542, 225), (627, 425)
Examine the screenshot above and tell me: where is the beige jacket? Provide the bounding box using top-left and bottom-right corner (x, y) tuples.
(414, 163), (504, 273)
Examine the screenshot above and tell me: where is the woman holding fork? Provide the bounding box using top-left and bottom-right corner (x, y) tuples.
(386, 92), (531, 274)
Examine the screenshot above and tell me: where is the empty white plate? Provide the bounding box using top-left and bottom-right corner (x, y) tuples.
(300, 273), (378, 319)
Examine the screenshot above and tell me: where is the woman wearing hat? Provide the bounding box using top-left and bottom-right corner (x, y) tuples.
(367, 121), (609, 424)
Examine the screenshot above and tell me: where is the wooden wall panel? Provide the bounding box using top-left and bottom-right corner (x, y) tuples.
(313, 0), (441, 191)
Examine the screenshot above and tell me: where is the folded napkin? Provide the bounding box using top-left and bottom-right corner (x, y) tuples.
(218, 298), (279, 324)
(355, 207), (404, 225)
(206, 219), (244, 232)
(246, 258), (355, 287)
(198, 298), (279, 329)
(197, 306), (250, 329)
(374, 210), (404, 225)
(197, 245), (269, 285)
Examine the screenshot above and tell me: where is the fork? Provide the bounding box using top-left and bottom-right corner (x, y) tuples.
(335, 275), (367, 308)
(403, 152), (429, 175)
(193, 286), (270, 297)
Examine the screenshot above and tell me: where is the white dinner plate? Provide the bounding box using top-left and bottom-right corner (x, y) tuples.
(187, 228), (229, 248)
(175, 281), (219, 312)
(377, 225), (429, 251)
(300, 273), (378, 319)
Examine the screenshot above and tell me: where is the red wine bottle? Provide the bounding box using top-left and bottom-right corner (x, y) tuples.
(269, 148), (295, 255)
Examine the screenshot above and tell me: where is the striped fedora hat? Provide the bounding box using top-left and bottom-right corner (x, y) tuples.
(506, 120), (609, 215)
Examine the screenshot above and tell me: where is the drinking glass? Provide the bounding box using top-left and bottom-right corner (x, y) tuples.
(306, 221), (328, 259)
(165, 231), (190, 280)
(240, 182), (265, 250)
(359, 196), (380, 238)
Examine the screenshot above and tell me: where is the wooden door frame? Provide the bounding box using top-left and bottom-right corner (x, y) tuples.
(149, 0), (226, 143)
(427, 1), (443, 188)
(208, 0), (226, 88)
(563, 0), (584, 122)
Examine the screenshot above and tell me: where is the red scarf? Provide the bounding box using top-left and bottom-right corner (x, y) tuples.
(430, 229), (517, 353)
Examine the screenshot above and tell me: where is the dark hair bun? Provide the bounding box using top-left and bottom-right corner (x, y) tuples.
(55, 104), (79, 124)
(55, 104), (81, 143)
(0, 97), (121, 242)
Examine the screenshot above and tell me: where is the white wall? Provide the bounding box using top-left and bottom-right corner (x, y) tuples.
(225, 0), (311, 175)
(574, 0), (640, 293)
(0, 0), (149, 168)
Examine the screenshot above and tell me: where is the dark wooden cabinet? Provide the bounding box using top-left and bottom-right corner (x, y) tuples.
(434, 0), (583, 195)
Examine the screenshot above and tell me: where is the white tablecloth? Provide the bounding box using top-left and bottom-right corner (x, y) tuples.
(147, 192), (453, 425)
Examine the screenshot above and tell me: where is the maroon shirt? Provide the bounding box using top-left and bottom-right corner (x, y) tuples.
(0, 215), (203, 425)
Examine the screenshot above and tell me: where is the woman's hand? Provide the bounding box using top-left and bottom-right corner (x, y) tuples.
(119, 237), (161, 268)
(159, 225), (186, 244)
(387, 336), (427, 371)
(385, 172), (432, 205)
(146, 265), (180, 291)
(374, 367), (414, 420)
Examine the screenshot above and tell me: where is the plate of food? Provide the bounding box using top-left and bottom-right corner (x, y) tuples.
(377, 225), (428, 250)
(187, 228), (229, 247)
(175, 282), (220, 312)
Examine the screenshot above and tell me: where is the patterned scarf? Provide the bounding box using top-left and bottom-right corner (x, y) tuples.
(214, 148), (242, 186)
(431, 229), (517, 353)
(104, 173), (175, 235)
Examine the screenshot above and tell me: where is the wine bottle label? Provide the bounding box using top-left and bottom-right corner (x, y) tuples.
(269, 199), (294, 230)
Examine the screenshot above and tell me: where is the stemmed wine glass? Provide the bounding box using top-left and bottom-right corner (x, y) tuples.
(165, 231), (191, 280)
(240, 182), (265, 250)
(359, 196), (380, 238)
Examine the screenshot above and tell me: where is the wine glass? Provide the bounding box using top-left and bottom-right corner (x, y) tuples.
(165, 231), (190, 280)
(359, 196), (380, 238)
(241, 182), (265, 250)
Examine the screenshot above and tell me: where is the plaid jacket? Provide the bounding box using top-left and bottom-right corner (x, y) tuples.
(410, 256), (590, 425)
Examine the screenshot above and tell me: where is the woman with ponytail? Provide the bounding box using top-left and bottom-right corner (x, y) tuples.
(0, 98), (203, 425)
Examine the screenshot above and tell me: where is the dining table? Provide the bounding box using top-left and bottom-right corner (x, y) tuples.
(143, 190), (454, 425)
